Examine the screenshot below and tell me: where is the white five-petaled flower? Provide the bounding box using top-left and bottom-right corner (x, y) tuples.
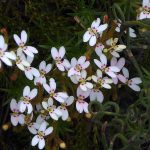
(43, 78), (68, 103)
(94, 54), (120, 78)
(10, 99), (25, 126)
(138, 0), (150, 20)
(68, 56), (90, 77)
(103, 38), (126, 58)
(58, 96), (74, 120)
(83, 18), (108, 46)
(110, 57), (126, 84)
(0, 35), (16, 68)
(24, 56), (40, 80)
(15, 52), (30, 71)
(31, 121), (53, 149)
(34, 61), (52, 85)
(14, 30), (38, 57)
(122, 67), (142, 91)
(51, 46), (70, 71)
(19, 86), (37, 114)
(42, 98), (62, 120)
(92, 69), (113, 89)
(76, 87), (90, 113)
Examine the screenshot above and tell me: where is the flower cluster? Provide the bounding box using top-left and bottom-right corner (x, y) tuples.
(5, 6), (145, 148)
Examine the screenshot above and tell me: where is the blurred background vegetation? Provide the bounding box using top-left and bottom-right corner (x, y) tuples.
(0, 0), (150, 149)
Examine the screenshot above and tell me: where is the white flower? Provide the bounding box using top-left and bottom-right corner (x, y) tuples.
(92, 69), (113, 89)
(31, 121), (53, 149)
(95, 43), (104, 57)
(83, 18), (108, 46)
(122, 67), (142, 91)
(104, 38), (126, 58)
(138, 0), (150, 20)
(90, 88), (104, 103)
(42, 98), (62, 120)
(51, 46), (70, 71)
(10, 99), (25, 126)
(19, 86), (37, 114)
(24, 56), (40, 80)
(68, 56), (90, 77)
(43, 78), (68, 103)
(34, 61), (52, 85)
(94, 54), (120, 78)
(14, 30), (38, 57)
(76, 87), (90, 113)
(0, 35), (16, 67)
(110, 57), (126, 84)
(58, 96), (74, 120)
(15, 52), (30, 71)
(36, 114), (50, 124)
(75, 70), (93, 91)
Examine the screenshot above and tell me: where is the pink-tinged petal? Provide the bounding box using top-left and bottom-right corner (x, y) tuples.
(111, 51), (120, 58)
(57, 92), (68, 98)
(142, 0), (150, 7)
(54, 109), (62, 116)
(39, 61), (46, 71)
(91, 18), (101, 28)
(51, 47), (58, 59)
(95, 43), (103, 57)
(27, 103), (33, 114)
(31, 135), (40, 146)
(62, 109), (69, 121)
(82, 61), (90, 69)
(89, 35), (97, 46)
(65, 96), (74, 106)
(118, 74), (127, 83)
(116, 57), (125, 69)
(44, 127), (53, 136)
(109, 66), (120, 72)
(23, 86), (30, 97)
(76, 101), (83, 113)
(59, 46), (65, 58)
(128, 84), (141, 92)
(5, 52), (16, 60)
(94, 59), (103, 68)
(43, 84), (51, 93)
(29, 88), (37, 99)
(83, 31), (91, 42)
(48, 97), (53, 106)
(68, 68), (76, 77)
(86, 82), (93, 89)
(21, 30), (27, 44)
(80, 84), (87, 91)
(54, 95), (65, 103)
(38, 138), (45, 149)
(23, 47), (34, 57)
(28, 123), (38, 134)
(97, 91), (104, 103)
(45, 64), (52, 73)
(71, 57), (77, 67)
(97, 24), (108, 33)
(81, 70), (87, 78)
(100, 54), (107, 65)
(19, 102), (27, 113)
(122, 67), (129, 78)
(25, 70), (33, 80)
(18, 114), (25, 125)
(78, 56), (86, 65)
(49, 78), (56, 90)
(90, 90), (97, 101)
(42, 101), (48, 110)
(50, 112), (59, 120)
(31, 68), (40, 77)
(36, 115), (45, 124)
(0, 35), (5, 49)
(39, 121), (48, 132)
(77, 87), (90, 98)
(27, 56), (33, 64)
(11, 115), (19, 126)
(1, 55), (12, 66)
(13, 34), (22, 46)
(22, 60), (30, 67)
(106, 71), (116, 78)
(112, 77), (118, 84)
(102, 83), (111, 89)
(27, 46), (38, 53)
(63, 59), (71, 69)
(131, 77), (142, 84)
(70, 75), (78, 84)
(56, 63), (65, 71)
(83, 102), (89, 113)
(10, 99), (18, 111)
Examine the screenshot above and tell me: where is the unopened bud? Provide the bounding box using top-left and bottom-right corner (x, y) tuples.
(85, 113), (92, 118)
(2, 124), (9, 131)
(66, 117), (71, 122)
(59, 142), (66, 149)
